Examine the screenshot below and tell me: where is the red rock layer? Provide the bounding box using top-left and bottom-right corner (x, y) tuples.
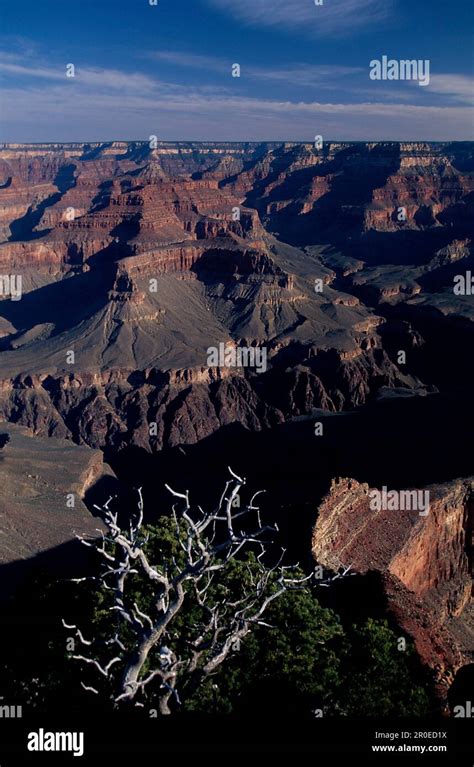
(312, 477), (473, 701)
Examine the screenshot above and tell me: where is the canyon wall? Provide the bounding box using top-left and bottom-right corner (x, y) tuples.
(312, 477), (473, 700)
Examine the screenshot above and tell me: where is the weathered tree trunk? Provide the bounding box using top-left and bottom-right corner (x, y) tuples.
(120, 639), (153, 698)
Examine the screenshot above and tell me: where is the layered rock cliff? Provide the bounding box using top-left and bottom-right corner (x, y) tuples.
(312, 477), (473, 702)
(0, 341), (420, 451)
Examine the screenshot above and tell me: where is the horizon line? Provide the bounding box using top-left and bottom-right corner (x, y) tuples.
(1, 139), (473, 147)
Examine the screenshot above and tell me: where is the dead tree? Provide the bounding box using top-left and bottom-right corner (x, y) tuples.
(64, 468), (340, 714)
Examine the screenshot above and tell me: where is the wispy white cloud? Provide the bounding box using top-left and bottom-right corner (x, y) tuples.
(427, 74), (474, 104)
(1, 80), (472, 142)
(0, 55), (158, 92)
(0, 51), (472, 142)
(147, 49), (474, 108)
(148, 50), (362, 87)
(205, 0), (394, 37)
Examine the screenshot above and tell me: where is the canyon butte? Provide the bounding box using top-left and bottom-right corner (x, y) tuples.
(0, 140), (472, 710)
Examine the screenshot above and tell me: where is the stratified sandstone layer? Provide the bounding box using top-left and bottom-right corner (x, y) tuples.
(312, 477), (473, 701)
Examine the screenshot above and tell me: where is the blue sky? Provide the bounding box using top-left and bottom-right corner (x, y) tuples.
(0, 0), (473, 141)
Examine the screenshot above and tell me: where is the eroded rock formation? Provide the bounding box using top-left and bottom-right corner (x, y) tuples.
(312, 477), (473, 701)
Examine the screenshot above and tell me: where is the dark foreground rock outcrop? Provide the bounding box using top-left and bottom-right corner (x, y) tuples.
(0, 422), (113, 566)
(312, 477), (473, 703)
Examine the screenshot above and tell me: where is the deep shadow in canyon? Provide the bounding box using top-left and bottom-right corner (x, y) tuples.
(107, 389), (474, 571)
